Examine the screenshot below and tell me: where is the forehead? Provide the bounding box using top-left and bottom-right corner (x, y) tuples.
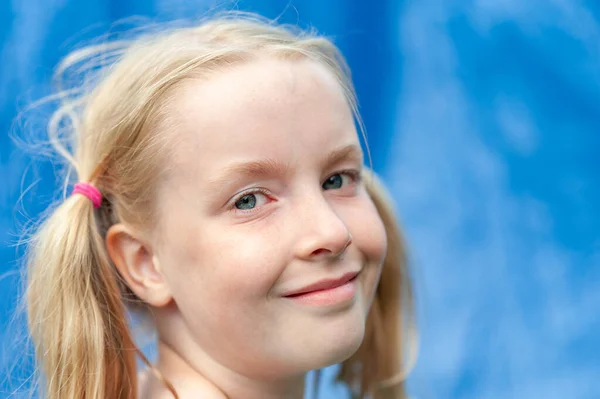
(165, 57), (359, 180)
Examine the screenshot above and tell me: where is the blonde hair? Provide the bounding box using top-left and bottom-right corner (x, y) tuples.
(23, 12), (416, 399)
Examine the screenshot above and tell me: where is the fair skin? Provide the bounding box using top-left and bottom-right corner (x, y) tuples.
(107, 57), (387, 399)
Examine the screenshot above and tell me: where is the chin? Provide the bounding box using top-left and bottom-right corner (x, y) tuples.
(307, 312), (366, 369)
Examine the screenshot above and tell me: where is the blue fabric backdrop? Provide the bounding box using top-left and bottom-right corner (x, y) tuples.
(1, 1), (598, 398)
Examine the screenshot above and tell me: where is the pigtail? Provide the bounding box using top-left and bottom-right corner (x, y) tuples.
(26, 193), (138, 399)
(337, 170), (416, 399)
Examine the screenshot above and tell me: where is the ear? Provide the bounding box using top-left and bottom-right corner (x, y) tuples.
(105, 224), (172, 307)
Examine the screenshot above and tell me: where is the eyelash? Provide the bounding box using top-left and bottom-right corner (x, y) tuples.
(334, 169), (362, 186)
(229, 169), (362, 213)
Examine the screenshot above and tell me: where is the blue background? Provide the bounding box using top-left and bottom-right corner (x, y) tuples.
(1, 1), (599, 398)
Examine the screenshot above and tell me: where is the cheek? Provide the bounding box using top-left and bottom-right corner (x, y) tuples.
(160, 221), (287, 347)
(348, 195), (388, 265)
(171, 220), (286, 303)
(345, 195), (387, 304)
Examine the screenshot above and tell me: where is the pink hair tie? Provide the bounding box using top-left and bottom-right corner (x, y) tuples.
(72, 182), (102, 208)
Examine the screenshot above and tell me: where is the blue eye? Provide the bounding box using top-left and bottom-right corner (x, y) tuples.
(323, 170), (360, 190)
(235, 194), (257, 210)
(233, 190), (269, 211)
(231, 170), (361, 214)
(323, 174), (343, 190)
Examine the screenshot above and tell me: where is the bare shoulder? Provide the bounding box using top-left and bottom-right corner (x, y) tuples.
(137, 369), (227, 399)
(137, 370), (153, 399)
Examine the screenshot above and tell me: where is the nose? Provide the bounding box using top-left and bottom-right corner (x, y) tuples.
(294, 193), (352, 261)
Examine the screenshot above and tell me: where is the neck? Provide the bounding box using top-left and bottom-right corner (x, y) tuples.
(154, 340), (306, 399)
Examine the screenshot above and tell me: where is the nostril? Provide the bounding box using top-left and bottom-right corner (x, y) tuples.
(345, 233), (353, 248)
(311, 248), (331, 257)
(310, 237), (351, 258)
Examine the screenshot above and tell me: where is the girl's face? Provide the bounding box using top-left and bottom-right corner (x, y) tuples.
(154, 58), (387, 378)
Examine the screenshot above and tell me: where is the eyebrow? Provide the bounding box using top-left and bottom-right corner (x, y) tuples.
(323, 143), (363, 169)
(207, 143), (364, 191)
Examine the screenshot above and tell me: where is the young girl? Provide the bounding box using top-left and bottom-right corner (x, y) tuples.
(23, 12), (415, 399)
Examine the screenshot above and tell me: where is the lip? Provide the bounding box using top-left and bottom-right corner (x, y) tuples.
(282, 271), (360, 297)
